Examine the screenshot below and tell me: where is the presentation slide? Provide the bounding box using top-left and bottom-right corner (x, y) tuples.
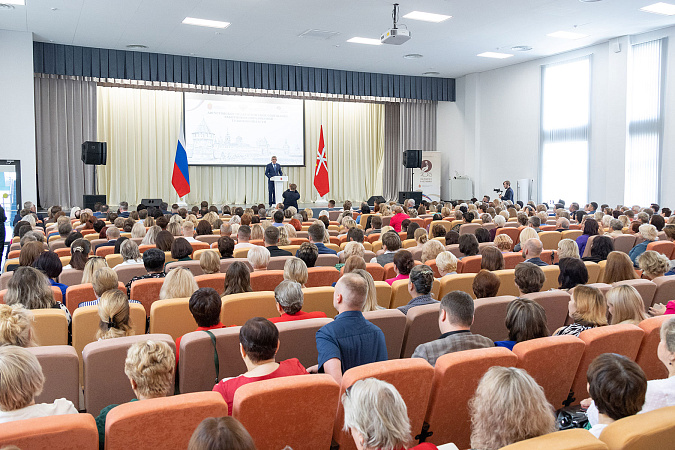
(184, 93), (304, 166)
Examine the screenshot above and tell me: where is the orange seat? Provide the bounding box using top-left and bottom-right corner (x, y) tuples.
(194, 273), (227, 294)
(495, 227), (520, 247)
(129, 278), (164, 317)
(7, 249), (20, 259)
(64, 282), (126, 314)
(289, 238), (307, 245)
(426, 259), (440, 278)
(366, 233), (380, 243)
(138, 244), (155, 253)
(383, 262), (397, 280)
(569, 324), (645, 404)
(249, 270), (285, 291)
(329, 236), (340, 245)
(233, 375), (339, 450)
(513, 336), (585, 410)
(471, 296), (517, 341)
(54, 247), (71, 257)
(306, 266), (340, 287)
(95, 245), (115, 257)
(647, 241), (675, 259)
(423, 347), (518, 448)
(501, 428), (610, 449)
(0, 413), (98, 449)
(635, 315), (671, 380)
(598, 405), (675, 450)
(458, 255), (482, 273)
(503, 251), (526, 269)
(106, 392), (228, 450)
(189, 241), (210, 254)
(333, 359), (434, 450)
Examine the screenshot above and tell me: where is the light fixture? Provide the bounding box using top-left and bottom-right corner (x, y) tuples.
(547, 31), (589, 39)
(182, 17), (231, 29)
(640, 2), (675, 15)
(403, 53), (423, 59)
(1, 0), (24, 5)
(423, 71), (440, 76)
(402, 11), (452, 23)
(347, 37), (382, 45)
(126, 44), (148, 49)
(511, 45), (532, 52)
(477, 52), (513, 59)
(0, 4), (15, 9)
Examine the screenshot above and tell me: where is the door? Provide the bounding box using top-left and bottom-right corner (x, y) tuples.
(0, 160), (21, 252)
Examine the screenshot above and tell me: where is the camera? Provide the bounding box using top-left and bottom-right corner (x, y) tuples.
(494, 188), (503, 194)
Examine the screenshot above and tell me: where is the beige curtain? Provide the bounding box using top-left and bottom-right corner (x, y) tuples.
(97, 87), (385, 206)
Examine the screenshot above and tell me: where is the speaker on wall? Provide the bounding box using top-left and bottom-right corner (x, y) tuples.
(81, 141), (107, 165)
(367, 195), (386, 206)
(140, 199), (163, 208)
(403, 150), (422, 169)
(83, 195), (106, 211)
(398, 191), (422, 206)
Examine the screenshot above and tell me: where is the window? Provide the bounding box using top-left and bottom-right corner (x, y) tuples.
(540, 57), (590, 206)
(625, 39), (665, 206)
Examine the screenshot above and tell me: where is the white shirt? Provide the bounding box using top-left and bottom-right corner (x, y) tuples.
(588, 423), (608, 439)
(116, 258), (143, 266)
(234, 242), (255, 250)
(0, 398), (78, 424)
(183, 236), (199, 243)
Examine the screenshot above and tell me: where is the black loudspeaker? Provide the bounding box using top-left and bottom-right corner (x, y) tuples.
(367, 195), (386, 206)
(140, 198), (163, 208)
(81, 141), (107, 165)
(83, 194), (106, 211)
(398, 191), (422, 206)
(403, 150), (422, 169)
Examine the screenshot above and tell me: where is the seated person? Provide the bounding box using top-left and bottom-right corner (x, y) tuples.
(271, 209), (285, 227)
(268, 280), (328, 323)
(222, 262), (253, 296)
(176, 288), (226, 362)
(412, 290), (493, 366)
(342, 378), (438, 450)
(0, 304), (36, 347)
(5, 266), (71, 325)
(436, 251), (458, 277)
(397, 265), (439, 315)
(554, 285), (607, 336)
(472, 269), (501, 299)
(283, 257), (309, 287)
(96, 340), (175, 448)
(365, 215), (382, 236)
(246, 245), (270, 271)
(234, 225), (255, 250)
(96, 289), (135, 340)
(181, 221), (200, 243)
(494, 298), (549, 350)
(188, 417), (256, 450)
(217, 236), (235, 259)
(480, 246), (504, 271)
(125, 248), (166, 292)
(582, 235), (614, 263)
(629, 224), (658, 266)
(159, 267), (198, 300)
(95, 226), (120, 251)
(296, 242), (319, 268)
(558, 257), (589, 290)
(301, 222), (337, 255)
(371, 231), (401, 266)
(458, 233), (480, 258)
(0, 346), (78, 424)
(386, 249), (414, 286)
(607, 285), (647, 325)
(522, 238), (548, 266)
(170, 237), (193, 265)
(514, 262), (545, 295)
(33, 250), (68, 299)
(80, 267), (140, 307)
(199, 250), (221, 275)
(213, 317), (308, 415)
(264, 226), (292, 257)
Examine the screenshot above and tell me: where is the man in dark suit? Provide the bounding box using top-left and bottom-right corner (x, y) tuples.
(264, 156), (283, 207)
(522, 239), (548, 266)
(499, 180), (514, 203)
(297, 222), (337, 256)
(95, 226), (120, 251)
(282, 183), (300, 211)
(264, 226), (292, 257)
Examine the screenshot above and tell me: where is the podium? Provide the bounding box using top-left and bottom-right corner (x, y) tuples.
(271, 176), (288, 204)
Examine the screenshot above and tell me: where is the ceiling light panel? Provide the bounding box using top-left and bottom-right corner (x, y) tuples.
(182, 17), (230, 29)
(347, 37), (382, 46)
(1, 0), (24, 4)
(547, 31), (589, 39)
(640, 2), (675, 15)
(477, 52), (513, 59)
(402, 11), (452, 23)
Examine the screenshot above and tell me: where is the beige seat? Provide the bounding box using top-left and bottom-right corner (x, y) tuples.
(221, 291), (277, 326)
(501, 429), (608, 449)
(31, 309), (69, 346)
(494, 269), (519, 296)
(26, 345), (80, 408)
(165, 259), (204, 276)
(362, 309), (407, 360)
(113, 264), (148, 285)
(585, 261), (601, 283)
(83, 333), (175, 416)
(612, 279), (658, 310)
(105, 254), (124, 268)
(220, 257), (253, 272)
(439, 273), (477, 299)
(374, 281), (393, 308)
(302, 286), (336, 318)
(522, 290), (571, 332)
(400, 302), (441, 358)
(275, 317), (333, 368)
(651, 276), (675, 307)
(316, 253), (339, 267)
(267, 255), (292, 270)
(58, 268), (84, 286)
(471, 295), (517, 341)
(148, 298), (196, 340)
(538, 231), (562, 250)
(599, 405), (675, 450)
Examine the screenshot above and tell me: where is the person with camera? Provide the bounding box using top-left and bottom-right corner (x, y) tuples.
(499, 180), (514, 203)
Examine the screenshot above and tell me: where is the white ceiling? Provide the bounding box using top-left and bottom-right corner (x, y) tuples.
(1, 0), (675, 78)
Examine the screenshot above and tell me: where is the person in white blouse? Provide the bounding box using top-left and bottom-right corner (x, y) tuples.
(116, 240), (144, 266)
(0, 346), (78, 424)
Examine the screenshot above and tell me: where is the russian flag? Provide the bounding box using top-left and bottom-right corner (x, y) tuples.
(171, 114), (190, 198)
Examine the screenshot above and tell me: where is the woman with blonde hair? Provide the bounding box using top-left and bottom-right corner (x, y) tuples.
(603, 251), (638, 283)
(143, 216), (155, 228)
(250, 223), (265, 241)
(141, 225), (161, 246)
(513, 227), (538, 252)
(557, 238), (580, 260)
(80, 256), (108, 284)
(493, 234), (513, 252)
(167, 222), (182, 237)
(421, 239), (446, 263)
(638, 250), (671, 280)
(341, 241), (365, 263)
(118, 239), (143, 266)
(607, 285), (647, 325)
(96, 289), (134, 340)
(277, 225), (290, 246)
(554, 285), (607, 336)
(199, 250), (221, 275)
(247, 245), (270, 271)
(159, 267), (198, 300)
(284, 223), (297, 239)
(353, 268), (383, 312)
(0, 304), (36, 347)
(5, 266), (71, 324)
(283, 257), (308, 287)
(469, 366), (556, 450)
(131, 222), (146, 239)
(436, 251), (458, 277)
(414, 228), (428, 248)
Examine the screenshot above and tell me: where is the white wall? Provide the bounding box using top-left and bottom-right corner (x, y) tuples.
(0, 31), (36, 206)
(438, 26), (675, 208)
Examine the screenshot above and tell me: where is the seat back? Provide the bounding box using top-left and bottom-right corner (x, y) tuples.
(496, 227), (520, 247)
(647, 241), (675, 259)
(501, 429), (609, 450)
(65, 282), (127, 314)
(26, 345), (80, 407)
(129, 277), (165, 316)
(83, 333), (175, 416)
(195, 235), (221, 245)
(106, 392), (229, 450)
(458, 223), (481, 235)
(0, 272), (11, 290)
(540, 264), (562, 291)
(220, 257), (253, 272)
(31, 309), (69, 346)
(249, 270), (285, 291)
(267, 255), (292, 270)
(316, 253), (339, 267)
(306, 266), (340, 287)
(373, 281), (393, 308)
(458, 255), (482, 273)
(362, 309), (407, 360)
(275, 318), (333, 368)
(522, 290), (572, 332)
(471, 296), (517, 341)
(113, 264), (148, 285)
(539, 231), (562, 250)
(494, 269), (520, 296)
(58, 268), (84, 286)
(599, 405), (675, 450)
(569, 324), (645, 404)
(165, 260), (204, 276)
(502, 252), (526, 269)
(613, 234), (637, 254)
(383, 262), (397, 280)
(612, 279), (658, 310)
(424, 347), (518, 448)
(561, 230), (583, 241)
(400, 302), (441, 358)
(439, 273), (477, 299)
(635, 315), (671, 380)
(652, 276), (675, 307)
(585, 261), (601, 283)
(148, 298), (196, 340)
(513, 336), (585, 410)
(333, 359), (434, 450)
(0, 414), (98, 449)
(221, 291), (277, 326)
(233, 375), (339, 450)
(194, 273), (227, 294)
(302, 286), (336, 317)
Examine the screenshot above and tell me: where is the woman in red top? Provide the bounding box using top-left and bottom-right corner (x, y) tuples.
(175, 288), (226, 363)
(268, 280), (328, 323)
(342, 378), (438, 450)
(213, 317), (308, 414)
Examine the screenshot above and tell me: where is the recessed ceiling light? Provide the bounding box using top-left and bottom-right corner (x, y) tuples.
(547, 31), (589, 39)
(402, 11), (452, 23)
(347, 37), (382, 46)
(579, 0), (602, 2)
(511, 45), (532, 52)
(477, 52), (513, 59)
(423, 71), (440, 76)
(182, 17), (231, 29)
(0, 4), (15, 10)
(403, 53), (423, 59)
(126, 44), (148, 49)
(640, 2), (675, 15)
(1, 0), (24, 5)
(299, 29), (340, 40)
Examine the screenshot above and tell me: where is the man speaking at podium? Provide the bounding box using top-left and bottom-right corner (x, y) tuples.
(265, 155), (283, 206)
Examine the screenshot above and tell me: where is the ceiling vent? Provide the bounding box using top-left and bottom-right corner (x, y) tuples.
(298, 29), (340, 40)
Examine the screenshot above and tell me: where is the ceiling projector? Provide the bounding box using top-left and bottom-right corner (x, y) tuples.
(381, 28), (411, 45)
(381, 3), (411, 45)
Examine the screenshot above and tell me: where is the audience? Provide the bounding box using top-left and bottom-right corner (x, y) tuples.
(522, 238), (548, 266)
(480, 246), (504, 271)
(223, 262), (253, 296)
(603, 251), (638, 283)
(629, 224), (658, 266)
(175, 288), (226, 362)
(494, 298), (549, 350)
(458, 233), (480, 258)
(607, 285), (647, 325)
(32, 251), (68, 299)
(385, 249), (414, 285)
(5, 266), (71, 324)
(0, 305), (36, 347)
(187, 416), (256, 450)
(264, 226), (292, 257)
(79, 267), (123, 308)
(583, 235), (614, 263)
(247, 245), (270, 271)
(493, 234), (513, 252)
(372, 231), (401, 266)
(472, 269), (501, 299)
(513, 227), (538, 253)
(81, 256), (108, 284)
(217, 236), (235, 259)
(557, 238), (580, 260)
(269, 280), (327, 323)
(554, 285), (607, 336)
(155, 230), (175, 252)
(170, 237), (193, 263)
(199, 250), (221, 275)
(637, 250), (671, 280)
(159, 267), (198, 300)
(118, 240), (143, 266)
(397, 265), (438, 315)
(64, 238), (91, 270)
(558, 257), (589, 290)
(96, 289), (134, 340)
(435, 251), (458, 277)
(125, 249), (166, 292)
(353, 268), (382, 312)
(421, 239), (446, 264)
(514, 262), (545, 295)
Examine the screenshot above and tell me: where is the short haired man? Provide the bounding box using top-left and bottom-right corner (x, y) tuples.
(299, 222), (336, 255)
(296, 242), (319, 268)
(328, 200), (336, 209)
(337, 227), (364, 262)
(514, 262), (545, 295)
(181, 221), (199, 243)
(311, 273), (387, 384)
(366, 215), (382, 236)
(370, 231), (401, 266)
(499, 181), (514, 203)
(125, 248), (166, 292)
(411, 291), (493, 367)
(118, 201), (130, 218)
(528, 216), (541, 232)
(95, 226), (120, 251)
(397, 265), (439, 315)
(264, 226), (292, 257)
(264, 156), (283, 206)
(555, 217), (570, 232)
(234, 225), (255, 250)
(175, 287), (225, 362)
(522, 239), (548, 266)
(282, 183), (300, 211)
(272, 210), (285, 227)
(268, 280), (328, 323)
